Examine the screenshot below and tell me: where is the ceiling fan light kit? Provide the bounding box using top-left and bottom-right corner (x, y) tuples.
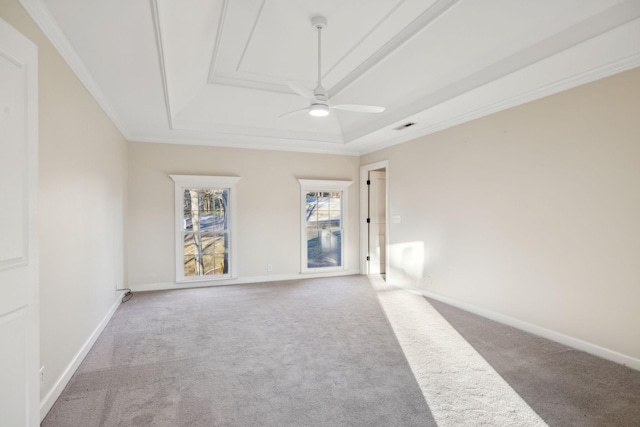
(309, 103), (330, 117)
(280, 15), (386, 119)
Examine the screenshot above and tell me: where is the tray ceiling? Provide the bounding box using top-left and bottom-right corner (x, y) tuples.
(19, 0), (640, 155)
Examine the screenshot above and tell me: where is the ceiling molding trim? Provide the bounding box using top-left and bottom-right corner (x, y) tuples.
(170, 119), (344, 144)
(209, 74), (294, 94)
(150, 0), (174, 129)
(345, 4), (640, 144)
(323, 0), (406, 78)
(357, 52), (640, 156)
(235, 0), (266, 72)
(206, 0), (230, 83)
(127, 133), (360, 156)
(328, 0), (460, 98)
(17, 0), (133, 140)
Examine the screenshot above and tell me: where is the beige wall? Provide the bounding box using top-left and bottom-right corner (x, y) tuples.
(362, 68), (640, 362)
(0, 0), (128, 412)
(3, 0), (639, 415)
(127, 143), (360, 289)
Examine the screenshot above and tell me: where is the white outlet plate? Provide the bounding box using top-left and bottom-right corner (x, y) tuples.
(267, 264), (273, 272)
(39, 366), (45, 384)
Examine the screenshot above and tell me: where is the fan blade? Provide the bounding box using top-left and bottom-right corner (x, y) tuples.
(279, 107), (309, 118)
(287, 81), (314, 99)
(332, 104), (385, 113)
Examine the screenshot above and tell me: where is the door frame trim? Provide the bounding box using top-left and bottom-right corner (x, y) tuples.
(360, 160), (389, 276)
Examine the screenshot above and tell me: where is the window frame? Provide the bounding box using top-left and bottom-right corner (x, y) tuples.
(298, 179), (352, 274)
(170, 175), (241, 283)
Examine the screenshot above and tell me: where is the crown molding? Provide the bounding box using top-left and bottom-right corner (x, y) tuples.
(127, 131), (361, 156)
(18, 0), (132, 140)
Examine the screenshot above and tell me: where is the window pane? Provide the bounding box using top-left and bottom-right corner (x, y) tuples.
(213, 206), (227, 231)
(305, 192), (318, 227)
(202, 253), (228, 275)
(199, 211), (213, 231)
(307, 229), (342, 268)
(184, 233), (197, 256)
(202, 233), (227, 255)
(328, 193), (341, 227)
(184, 256), (197, 277)
(183, 190), (199, 231)
(305, 191), (343, 230)
(183, 216), (193, 231)
(199, 190), (214, 211)
(184, 233), (204, 276)
(200, 233), (215, 254)
(184, 231), (229, 277)
(214, 233), (228, 254)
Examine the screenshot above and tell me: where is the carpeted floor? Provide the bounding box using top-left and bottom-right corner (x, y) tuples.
(370, 275), (546, 426)
(42, 276), (436, 426)
(42, 275), (640, 426)
(428, 298), (640, 427)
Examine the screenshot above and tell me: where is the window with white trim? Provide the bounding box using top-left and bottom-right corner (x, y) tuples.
(170, 175), (240, 282)
(298, 179), (352, 273)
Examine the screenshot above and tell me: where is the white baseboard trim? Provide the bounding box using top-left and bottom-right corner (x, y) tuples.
(421, 289), (640, 372)
(129, 269), (362, 292)
(39, 292), (125, 421)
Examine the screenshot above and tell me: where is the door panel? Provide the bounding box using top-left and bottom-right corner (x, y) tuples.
(0, 17), (39, 426)
(0, 309), (28, 426)
(368, 170), (386, 275)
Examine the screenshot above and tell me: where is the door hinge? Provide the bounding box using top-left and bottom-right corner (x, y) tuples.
(366, 218), (370, 223)
(366, 179), (371, 185)
(366, 256), (370, 261)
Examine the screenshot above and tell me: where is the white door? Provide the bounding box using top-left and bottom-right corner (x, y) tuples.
(368, 170), (386, 275)
(0, 17), (40, 427)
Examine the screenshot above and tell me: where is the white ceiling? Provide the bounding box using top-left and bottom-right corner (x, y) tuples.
(20, 0), (640, 155)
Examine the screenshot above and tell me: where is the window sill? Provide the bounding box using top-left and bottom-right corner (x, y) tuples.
(176, 275), (234, 284)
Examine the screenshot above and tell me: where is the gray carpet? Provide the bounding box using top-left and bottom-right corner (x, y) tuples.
(429, 298), (640, 427)
(42, 276), (436, 426)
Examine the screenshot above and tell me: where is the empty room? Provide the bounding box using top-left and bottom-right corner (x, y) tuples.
(1, 0), (639, 426)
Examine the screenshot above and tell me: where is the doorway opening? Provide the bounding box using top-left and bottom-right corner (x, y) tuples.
(360, 161), (389, 281)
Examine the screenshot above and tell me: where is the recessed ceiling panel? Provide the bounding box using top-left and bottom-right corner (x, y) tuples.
(27, 0), (640, 153)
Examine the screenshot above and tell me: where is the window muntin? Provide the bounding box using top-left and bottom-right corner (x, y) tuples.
(170, 175), (240, 283)
(298, 179), (351, 273)
(305, 191), (342, 268)
(182, 188), (229, 277)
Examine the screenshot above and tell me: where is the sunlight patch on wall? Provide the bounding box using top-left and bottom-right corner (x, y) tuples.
(387, 241), (425, 288)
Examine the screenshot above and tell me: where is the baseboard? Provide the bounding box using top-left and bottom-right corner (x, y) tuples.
(129, 269), (362, 292)
(39, 292), (125, 421)
(421, 289), (640, 372)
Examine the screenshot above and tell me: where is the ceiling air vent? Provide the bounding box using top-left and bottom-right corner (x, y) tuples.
(393, 122), (416, 131)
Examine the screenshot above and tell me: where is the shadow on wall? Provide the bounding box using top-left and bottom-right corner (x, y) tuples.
(388, 241), (426, 289)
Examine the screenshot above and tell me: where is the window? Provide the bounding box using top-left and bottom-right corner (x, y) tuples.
(298, 179), (352, 273)
(170, 175), (241, 282)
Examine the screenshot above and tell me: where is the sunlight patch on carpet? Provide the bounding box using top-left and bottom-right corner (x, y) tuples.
(369, 275), (548, 426)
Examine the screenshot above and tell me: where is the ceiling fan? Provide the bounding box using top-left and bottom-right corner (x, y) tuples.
(280, 16), (386, 118)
